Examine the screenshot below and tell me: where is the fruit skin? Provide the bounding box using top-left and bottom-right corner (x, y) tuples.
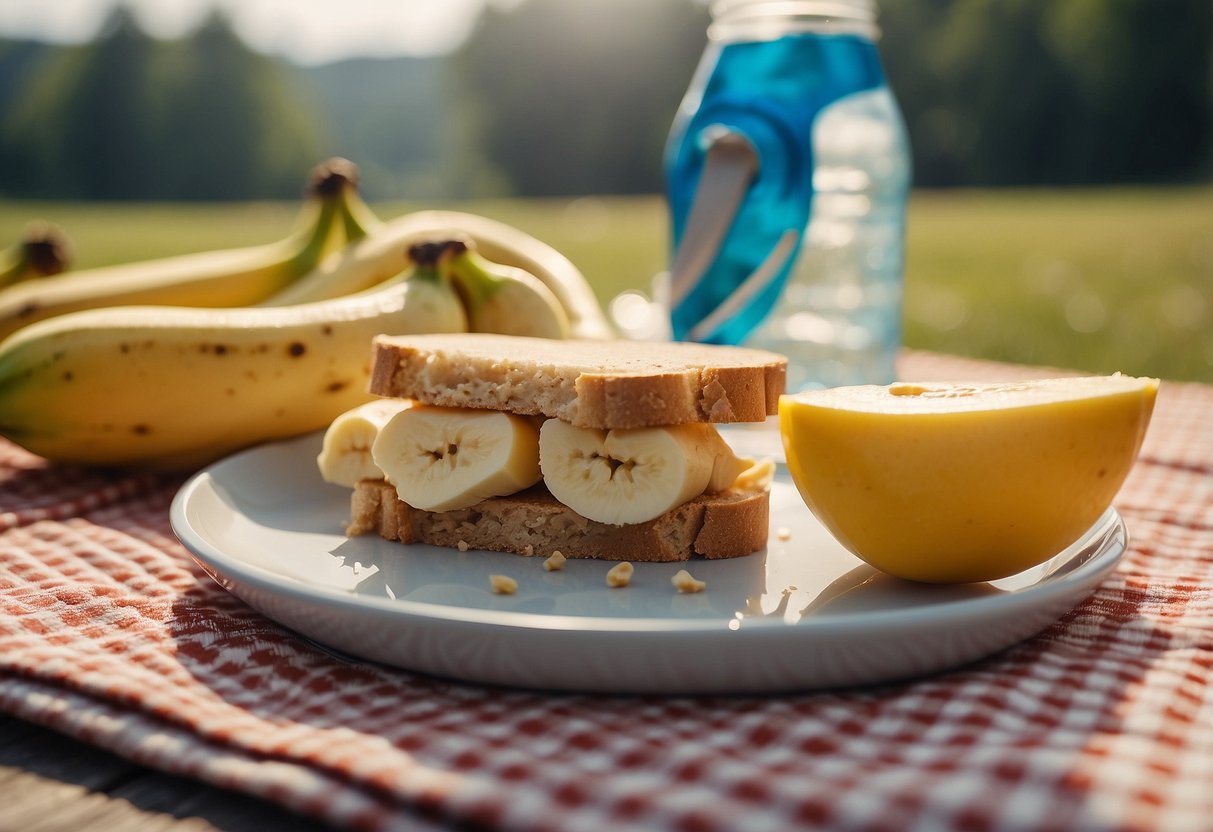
(779, 376), (1159, 583)
(0, 270), (467, 470)
(261, 209), (613, 340)
(0, 158), (362, 341)
(316, 399), (414, 487)
(438, 239), (571, 339)
(372, 405), (542, 512)
(421, 211), (612, 339)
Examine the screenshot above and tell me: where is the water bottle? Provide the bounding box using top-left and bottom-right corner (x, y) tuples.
(664, 0), (910, 392)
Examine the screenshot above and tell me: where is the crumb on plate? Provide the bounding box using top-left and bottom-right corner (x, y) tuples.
(490, 574), (517, 595)
(606, 561), (633, 588)
(671, 569), (706, 594)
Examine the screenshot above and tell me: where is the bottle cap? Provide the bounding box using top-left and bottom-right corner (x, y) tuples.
(709, 0), (880, 40)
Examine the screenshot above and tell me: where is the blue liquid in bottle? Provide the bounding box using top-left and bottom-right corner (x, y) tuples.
(666, 18), (910, 391)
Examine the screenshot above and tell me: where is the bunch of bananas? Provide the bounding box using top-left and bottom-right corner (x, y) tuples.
(0, 159), (612, 470)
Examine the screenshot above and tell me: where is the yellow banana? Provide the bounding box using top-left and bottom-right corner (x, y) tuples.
(325, 156), (381, 248)
(0, 158), (364, 342)
(421, 210), (612, 339)
(0, 222), (72, 289)
(316, 399), (414, 487)
(337, 169), (384, 242)
(0, 266), (467, 470)
(261, 209), (614, 339)
(438, 239), (571, 339)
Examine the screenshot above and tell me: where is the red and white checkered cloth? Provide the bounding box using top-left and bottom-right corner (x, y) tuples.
(2, 352), (1211, 832)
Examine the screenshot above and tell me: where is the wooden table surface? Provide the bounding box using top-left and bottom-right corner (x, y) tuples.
(0, 714), (336, 831)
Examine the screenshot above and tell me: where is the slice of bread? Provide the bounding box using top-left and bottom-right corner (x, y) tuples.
(369, 333), (787, 429)
(348, 479), (771, 562)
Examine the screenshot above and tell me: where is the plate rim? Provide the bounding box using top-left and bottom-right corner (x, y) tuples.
(170, 432), (1128, 639)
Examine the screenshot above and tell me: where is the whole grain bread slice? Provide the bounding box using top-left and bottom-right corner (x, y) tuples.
(368, 333), (787, 429)
(348, 479), (770, 562)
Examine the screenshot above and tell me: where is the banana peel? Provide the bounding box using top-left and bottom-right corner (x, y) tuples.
(0, 194), (616, 470)
(0, 158), (371, 342)
(0, 268), (467, 469)
(261, 209), (614, 341)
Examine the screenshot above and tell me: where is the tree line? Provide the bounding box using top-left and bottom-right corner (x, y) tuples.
(0, 8), (319, 200)
(0, 0), (1209, 201)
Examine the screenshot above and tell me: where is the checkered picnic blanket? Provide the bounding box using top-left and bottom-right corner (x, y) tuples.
(2, 351), (1211, 831)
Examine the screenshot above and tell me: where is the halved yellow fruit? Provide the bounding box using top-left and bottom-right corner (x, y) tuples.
(779, 375), (1158, 583)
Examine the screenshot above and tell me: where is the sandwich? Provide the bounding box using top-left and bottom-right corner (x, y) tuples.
(318, 333), (787, 562)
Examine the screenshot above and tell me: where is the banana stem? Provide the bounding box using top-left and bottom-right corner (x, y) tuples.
(442, 243), (506, 308)
(284, 192), (344, 275)
(23, 235), (71, 278)
(0, 247), (22, 289)
(280, 157), (375, 277)
(406, 241), (458, 289)
(307, 157), (358, 199)
(338, 185), (382, 243)
(0, 225), (71, 289)
(307, 156), (379, 246)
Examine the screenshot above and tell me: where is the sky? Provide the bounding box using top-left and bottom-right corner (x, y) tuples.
(0, 0), (509, 64)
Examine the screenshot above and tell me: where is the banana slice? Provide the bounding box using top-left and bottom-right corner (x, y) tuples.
(373, 405), (542, 512)
(539, 419), (751, 526)
(708, 437), (754, 493)
(317, 399), (415, 487)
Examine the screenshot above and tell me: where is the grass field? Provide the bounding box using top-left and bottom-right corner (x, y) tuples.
(2, 187), (1210, 383)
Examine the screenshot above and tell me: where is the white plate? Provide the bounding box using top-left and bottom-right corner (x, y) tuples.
(171, 430), (1126, 694)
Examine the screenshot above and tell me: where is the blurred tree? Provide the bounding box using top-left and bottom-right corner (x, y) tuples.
(0, 41), (59, 195)
(0, 41), (53, 122)
(297, 57), (453, 200)
(877, 0), (966, 185)
(452, 0), (709, 196)
(458, 0), (1211, 194)
(881, 0), (1212, 187)
(936, 0), (1087, 185)
(4, 7), (161, 199)
(157, 11), (321, 199)
(1, 0), (1208, 198)
(0, 8), (320, 200)
(1045, 0), (1212, 183)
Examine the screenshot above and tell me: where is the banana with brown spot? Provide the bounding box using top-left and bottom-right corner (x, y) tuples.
(0, 264), (467, 469)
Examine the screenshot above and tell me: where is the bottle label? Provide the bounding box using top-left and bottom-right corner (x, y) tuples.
(666, 33), (885, 344)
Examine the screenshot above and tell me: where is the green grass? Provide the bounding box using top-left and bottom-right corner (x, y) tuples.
(901, 188), (1213, 383)
(2, 187), (1210, 382)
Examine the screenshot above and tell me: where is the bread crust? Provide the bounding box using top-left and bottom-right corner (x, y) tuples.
(369, 333), (786, 429)
(349, 480), (770, 562)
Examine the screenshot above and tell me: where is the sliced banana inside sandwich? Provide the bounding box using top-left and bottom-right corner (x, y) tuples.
(317, 399), (415, 487)
(372, 405), (542, 512)
(355, 403), (754, 525)
(538, 419), (752, 526)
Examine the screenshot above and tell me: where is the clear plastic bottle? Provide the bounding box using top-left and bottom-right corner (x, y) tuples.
(665, 0), (910, 392)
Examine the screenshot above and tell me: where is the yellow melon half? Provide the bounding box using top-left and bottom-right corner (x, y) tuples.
(779, 375), (1158, 583)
